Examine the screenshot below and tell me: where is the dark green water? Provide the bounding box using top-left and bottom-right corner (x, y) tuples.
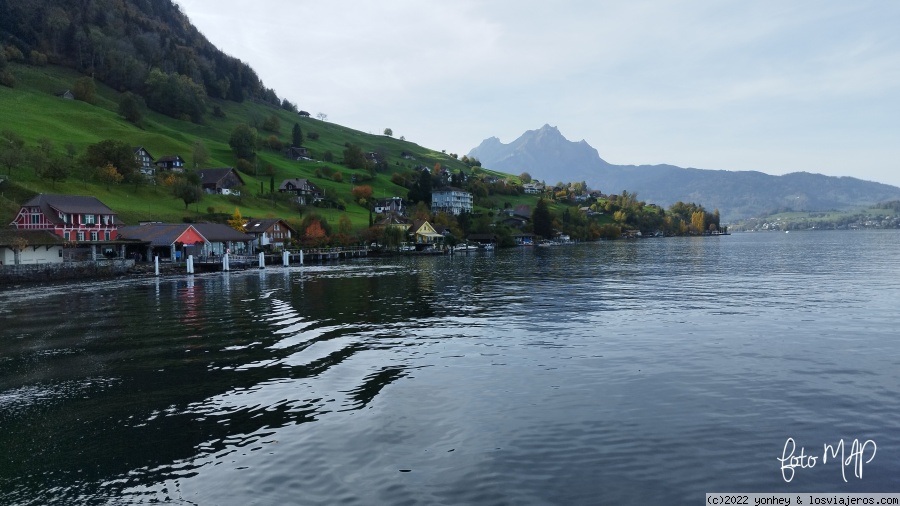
(1, 231), (899, 504)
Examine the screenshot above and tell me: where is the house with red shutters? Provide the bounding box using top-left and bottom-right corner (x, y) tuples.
(7, 194), (129, 261)
(10, 194), (120, 243)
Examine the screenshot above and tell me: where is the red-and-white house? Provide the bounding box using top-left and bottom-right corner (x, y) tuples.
(10, 194), (119, 243)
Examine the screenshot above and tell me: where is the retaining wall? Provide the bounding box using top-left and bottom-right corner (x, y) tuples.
(0, 259), (136, 284)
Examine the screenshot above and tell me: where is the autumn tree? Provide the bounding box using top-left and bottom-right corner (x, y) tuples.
(520, 172), (532, 183)
(97, 163), (124, 189)
(691, 211), (706, 234)
(352, 185), (374, 204)
(304, 219), (327, 247)
(228, 208), (245, 232)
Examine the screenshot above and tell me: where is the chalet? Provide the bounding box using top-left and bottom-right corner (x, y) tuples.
(431, 187), (473, 216)
(298, 110), (311, 117)
(483, 176), (502, 185)
(133, 147), (155, 177)
(373, 197), (405, 215)
(278, 178), (323, 205)
(365, 152), (380, 164)
(244, 218), (295, 251)
(0, 229), (65, 265)
(10, 194), (119, 243)
(400, 151), (416, 160)
(284, 146), (310, 161)
(155, 155), (186, 173)
(197, 168), (245, 195)
(408, 220), (444, 248)
(54, 90), (74, 100)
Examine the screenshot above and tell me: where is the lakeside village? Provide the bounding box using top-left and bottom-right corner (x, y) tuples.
(0, 147), (727, 283)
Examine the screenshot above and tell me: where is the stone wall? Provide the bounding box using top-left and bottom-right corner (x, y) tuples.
(0, 259), (136, 284)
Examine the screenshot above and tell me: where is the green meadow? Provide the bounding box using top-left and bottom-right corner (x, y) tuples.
(1, 62), (513, 231)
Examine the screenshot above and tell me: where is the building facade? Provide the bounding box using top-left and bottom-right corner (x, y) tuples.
(431, 188), (473, 215)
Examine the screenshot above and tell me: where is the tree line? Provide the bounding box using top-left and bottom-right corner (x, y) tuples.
(0, 0), (285, 120)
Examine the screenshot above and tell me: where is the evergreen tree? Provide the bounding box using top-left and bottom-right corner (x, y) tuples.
(532, 198), (552, 239)
(292, 123), (303, 147)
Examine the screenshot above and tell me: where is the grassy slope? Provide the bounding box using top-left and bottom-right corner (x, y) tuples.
(1, 62), (519, 231)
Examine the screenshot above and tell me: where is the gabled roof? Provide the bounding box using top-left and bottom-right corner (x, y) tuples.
(156, 155), (185, 163)
(19, 195), (116, 227)
(244, 218), (296, 235)
(117, 224), (203, 247)
(133, 146), (154, 158)
(279, 178), (311, 190)
(197, 168), (244, 186)
(192, 223), (253, 242)
(118, 223), (253, 245)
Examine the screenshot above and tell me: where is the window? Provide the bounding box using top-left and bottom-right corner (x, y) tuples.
(30, 213), (40, 224)
(77, 232), (84, 242)
(104, 231), (110, 241)
(64, 231), (70, 241)
(83, 214), (96, 225)
(91, 231), (98, 241)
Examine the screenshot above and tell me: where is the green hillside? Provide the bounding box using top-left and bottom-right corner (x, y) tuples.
(0, 62), (497, 231)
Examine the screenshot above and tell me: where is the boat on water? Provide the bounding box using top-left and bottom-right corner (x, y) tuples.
(453, 243), (478, 252)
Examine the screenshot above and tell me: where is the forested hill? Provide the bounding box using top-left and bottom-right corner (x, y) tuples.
(0, 0), (281, 113)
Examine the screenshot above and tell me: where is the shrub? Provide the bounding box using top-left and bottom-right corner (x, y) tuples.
(307, 132), (320, 141)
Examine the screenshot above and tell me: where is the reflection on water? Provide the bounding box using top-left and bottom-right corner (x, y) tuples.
(1, 231), (900, 504)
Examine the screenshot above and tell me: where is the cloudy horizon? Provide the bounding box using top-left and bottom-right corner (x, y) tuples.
(176, 0), (900, 187)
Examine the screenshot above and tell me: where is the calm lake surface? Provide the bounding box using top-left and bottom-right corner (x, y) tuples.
(1, 230), (899, 505)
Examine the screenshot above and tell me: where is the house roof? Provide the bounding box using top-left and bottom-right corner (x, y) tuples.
(432, 186), (469, 194)
(117, 224), (203, 247)
(19, 194), (116, 227)
(0, 228), (66, 247)
(156, 155), (184, 163)
(192, 223), (253, 242)
(197, 168), (244, 186)
(118, 223), (253, 245)
(133, 146), (154, 158)
(278, 178), (319, 191)
(244, 218), (296, 235)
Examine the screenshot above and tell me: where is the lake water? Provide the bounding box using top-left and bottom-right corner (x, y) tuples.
(1, 230), (899, 505)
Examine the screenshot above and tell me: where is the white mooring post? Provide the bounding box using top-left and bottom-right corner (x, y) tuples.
(223, 253), (230, 272)
(283, 250), (289, 267)
(187, 255), (194, 274)
(154, 255), (160, 276)
(259, 252), (265, 269)
(299, 250), (304, 265)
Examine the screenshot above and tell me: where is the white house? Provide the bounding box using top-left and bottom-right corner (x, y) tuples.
(431, 187), (473, 215)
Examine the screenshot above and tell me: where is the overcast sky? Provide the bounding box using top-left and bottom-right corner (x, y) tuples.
(176, 0), (900, 187)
